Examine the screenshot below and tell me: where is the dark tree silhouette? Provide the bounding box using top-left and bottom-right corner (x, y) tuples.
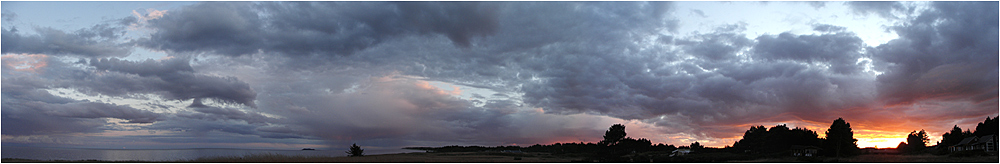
(733, 125), (768, 153)
(941, 125), (970, 146)
(346, 143), (364, 157)
(973, 117), (998, 137)
(594, 124), (659, 162)
(822, 118), (858, 157)
(600, 124), (627, 146)
(904, 130), (928, 153)
(896, 142), (907, 151)
(690, 141), (703, 150)
(618, 137), (653, 153)
(940, 116), (997, 154)
(732, 124), (821, 155)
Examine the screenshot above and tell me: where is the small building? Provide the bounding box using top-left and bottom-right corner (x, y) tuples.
(950, 135), (996, 153)
(790, 145), (821, 157)
(671, 148), (691, 157)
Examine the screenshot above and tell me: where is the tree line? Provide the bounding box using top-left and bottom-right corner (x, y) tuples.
(398, 116), (998, 161)
(402, 118), (860, 162)
(730, 118), (858, 157)
(901, 116), (998, 155)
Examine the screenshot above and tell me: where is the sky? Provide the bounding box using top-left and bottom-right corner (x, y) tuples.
(1, 1), (997, 151)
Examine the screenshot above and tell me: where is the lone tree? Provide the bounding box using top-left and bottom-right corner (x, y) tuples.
(904, 130), (928, 153)
(599, 124), (627, 146)
(690, 141), (703, 150)
(346, 143), (364, 157)
(822, 118), (858, 158)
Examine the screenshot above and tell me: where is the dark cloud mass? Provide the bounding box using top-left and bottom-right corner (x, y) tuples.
(85, 58), (257, 107)
(142, 1), (500, 57)
(872, 1), (998, 105)
(1, 26), (131, 57)
(2, 59), (163, 135)
(2, 1), (997, 149)
(141, 2), (264, 56)
(846, 1), (911, 19)
(753, 31), (865, 74)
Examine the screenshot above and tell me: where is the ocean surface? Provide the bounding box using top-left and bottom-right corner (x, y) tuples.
(1, 146), (423, 161)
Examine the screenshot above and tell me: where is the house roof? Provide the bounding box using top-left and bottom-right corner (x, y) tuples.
(955, 137), (977, 146)
(974, 135), (994, 145)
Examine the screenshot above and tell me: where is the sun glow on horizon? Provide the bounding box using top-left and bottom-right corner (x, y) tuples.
(858, 137), (907, 148)
(855, 131), (942, 149)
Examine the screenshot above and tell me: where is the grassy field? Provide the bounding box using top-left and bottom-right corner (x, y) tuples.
(2, 152), (582, 163)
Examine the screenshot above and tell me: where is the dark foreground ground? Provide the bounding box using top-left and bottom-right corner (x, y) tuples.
(2, 152), (578, 163)
(3, 152), (997, 162)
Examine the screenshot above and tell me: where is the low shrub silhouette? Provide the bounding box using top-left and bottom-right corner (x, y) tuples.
(346, 143), (364, 157)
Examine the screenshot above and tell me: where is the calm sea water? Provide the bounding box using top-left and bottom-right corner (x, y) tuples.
(2, 146), (422, 161)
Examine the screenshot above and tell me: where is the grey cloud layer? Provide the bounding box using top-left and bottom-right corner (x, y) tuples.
(2, 1), (996, 148)
(872, 1), (998, 105)
(2, 58), (162, 135)
(141, 2), (501, 57)
(86, 58), (257, 107)
(1, 18), (134, 57)
(2, 53), (257, 136)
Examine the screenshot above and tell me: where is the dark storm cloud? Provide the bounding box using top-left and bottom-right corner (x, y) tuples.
(216, 65), (615, 147)
(337, 2), (690, 121)
(393, 2), (499, 47)
(147, 117), (260, 136)
(1, 79), (101, 136)
(83, 58), (257, 107)
(1, 107), (107, 135)
(6, 1), (997, 149)
(142, 1), (500, 57)
(141, 2), (264, 56)
(302, 2), (873, 141)
(846, 1), (911, 19)
(752, 31), (865, 74)
(871, 1), (998, 105)
(2, 61), (163, 135)
(677, 26), (753, 61)
(2, 53), (258, 142)
(90, 57), (193, 76)
(484, 2), (676, 52)
(1, 77), (73, 104)
(28, 101), (161, 123)
(179, 100), (273, 125)
(510, 21), (870, 125)
(1, 19), (132, 57)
